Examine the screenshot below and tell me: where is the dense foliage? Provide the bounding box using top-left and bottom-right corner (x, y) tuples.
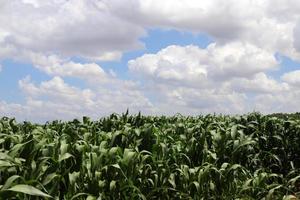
(1, 113), (300, 199)
(268, 113), (300, 120)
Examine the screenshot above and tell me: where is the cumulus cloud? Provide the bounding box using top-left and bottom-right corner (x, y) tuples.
(19, 76), (96, 104)
(110, 0), (252, 39)
(229, 73), (289, 93)
(128, 43), (297, 116)
(206, 42), (278, 79)
(2, 0), (300, 121)
(0, 0), (145, 61)
(253, 90), (300, 113)
(281, 70), (300, 87)
(129, 43), (278, 85)
(0, 100), (27, 119)
(149, 86), (248, 115)
(266, 0), (300, 21)
(129, 45), (208, 87)
(293, 21), (300, 53)
(9, 76), (153, 122)
(28, 53), (110, 83)
(1, 0), (300, 62)
(110, 0), (300, 59)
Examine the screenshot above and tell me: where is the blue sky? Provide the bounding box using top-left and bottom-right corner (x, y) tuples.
(97, 30), (214, 76)
(0, 29), (213, 100)
(1, 0), (300, 122)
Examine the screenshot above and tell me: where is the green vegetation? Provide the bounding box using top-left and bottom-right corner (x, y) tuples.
(1, 112), (300, 199)
(268, 112), (300, 120)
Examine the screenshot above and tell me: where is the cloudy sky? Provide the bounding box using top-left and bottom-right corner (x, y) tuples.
(1, 0), (300, 122)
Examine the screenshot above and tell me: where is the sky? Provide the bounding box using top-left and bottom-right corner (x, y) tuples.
(1, 0), (300, 122)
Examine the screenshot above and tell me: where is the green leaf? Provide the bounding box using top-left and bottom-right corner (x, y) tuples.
(108, 147), (120, 156)
(70, 193), (89, 200)
(43, 173), (59, 186)
(60, 140), (69, 155)
(9, 140), (32, 157)
(282, 195), (297, 200)
(0, 160), (13, 168)
(231, 125), (238, 139)
(288, 175), (300, 185)
(122, 149), (136, 165)
(111, 164), (121, 170)
(6, 184), (52, 198)
(1, 175), (22, 190)
(86, 196), (96, 200)
(230, 164), (242, 171)
(221, 163), (229, 169)
(168, 173), (176, 188)
(58, 153), (74, 162)
(69, 172), (80, 186)
(266, 185), (282, 199)
(191, 181), (200, 192)
(110, 180), (116, 191)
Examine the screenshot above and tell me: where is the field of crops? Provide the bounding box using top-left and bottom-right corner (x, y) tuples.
(1, 113), (300, 199)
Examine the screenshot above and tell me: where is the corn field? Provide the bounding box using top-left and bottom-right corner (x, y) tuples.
(1, 112), (300, 199)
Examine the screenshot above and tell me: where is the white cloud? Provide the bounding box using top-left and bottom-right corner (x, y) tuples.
(2, 0), (300, 121)
(0, 0), (145, 61)
(230, 73), (289, 94)
(1, 0), (300, 62)
(293, 21), (300, 53)
(129, 45), (208, 87)
(128, 43), (281, 116)
(10, 76), (153, 122)
(253, 90), (300, 113)
(28, 53), (110, 83)
(111, 0), (300, 59)
(0, 100), (27, 120)
(111, 0), (251, 39)
(149, 86), (248, 115)
(206, 42), (278, 79)
(0, 45), (297, 121)
(128, 43), (296, 116)
(129, 43), (277, 85)
(266, 0), (300, 22)
(19, 76), (96, 105)
(281, 70), (300, 87)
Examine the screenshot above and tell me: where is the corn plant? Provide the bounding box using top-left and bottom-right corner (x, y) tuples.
(0, 113), (300, 199)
